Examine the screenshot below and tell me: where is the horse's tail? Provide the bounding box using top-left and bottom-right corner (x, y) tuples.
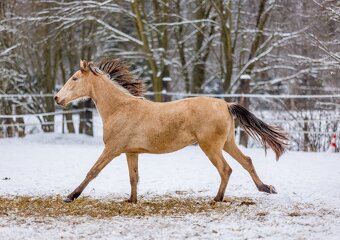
(228, 103), (288, 160)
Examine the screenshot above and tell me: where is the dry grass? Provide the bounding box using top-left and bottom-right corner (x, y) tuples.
(0, 195), (257, 219)
(288, 212), (302, 217)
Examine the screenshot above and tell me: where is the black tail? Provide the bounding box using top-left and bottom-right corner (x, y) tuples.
(228, 103), (288, 160)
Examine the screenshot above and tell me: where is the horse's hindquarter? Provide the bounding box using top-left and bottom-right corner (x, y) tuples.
(183, 97), (234, 145)
(105, 97), (233, 154)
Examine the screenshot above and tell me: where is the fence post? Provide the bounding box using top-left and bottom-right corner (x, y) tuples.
(236, 126), (241, 145)
(239, 74), (250, 147)
(84, 100), (93, 136)
(11, 104), (16, 137)
(62, 113), (65, 134)
(303, 116), (310, 151)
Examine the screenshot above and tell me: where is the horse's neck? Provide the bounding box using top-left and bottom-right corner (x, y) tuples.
(90, 77), (131, 121)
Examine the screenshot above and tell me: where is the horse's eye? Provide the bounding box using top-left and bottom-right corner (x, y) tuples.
(72, 76), (78, 81)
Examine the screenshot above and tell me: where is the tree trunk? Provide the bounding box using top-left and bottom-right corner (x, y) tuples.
(191, 1), (214, 93)
(59, 48), (75, 133)
(238, 0), (271, 147)
(78, 22), (94, 135)
(132, 0), (162, 101)
(212, 0), (233, 92)
(153, 0), (171, 101)
(174, 0), (189, 92)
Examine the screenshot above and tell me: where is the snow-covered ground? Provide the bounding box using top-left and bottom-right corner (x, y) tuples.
(0, 133), (340, 239)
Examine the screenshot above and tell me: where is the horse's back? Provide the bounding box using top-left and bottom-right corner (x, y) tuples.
(148, 97), (233, 145)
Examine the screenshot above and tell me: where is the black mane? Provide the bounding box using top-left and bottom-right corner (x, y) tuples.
(97, 59), (144, 97)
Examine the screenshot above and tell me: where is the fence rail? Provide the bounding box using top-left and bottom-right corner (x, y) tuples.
(1, 92), (340, 99)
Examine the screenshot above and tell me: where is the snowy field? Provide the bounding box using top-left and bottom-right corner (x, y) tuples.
(1, 133), (340, 239)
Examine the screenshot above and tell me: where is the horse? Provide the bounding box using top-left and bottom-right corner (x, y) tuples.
(54, 59), (288, 203)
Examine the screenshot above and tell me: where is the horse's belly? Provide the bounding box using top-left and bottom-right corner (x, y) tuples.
(126, 131), (196, 154)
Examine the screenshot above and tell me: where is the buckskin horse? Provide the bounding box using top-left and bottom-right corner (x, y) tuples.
(54, 59), (287, 203)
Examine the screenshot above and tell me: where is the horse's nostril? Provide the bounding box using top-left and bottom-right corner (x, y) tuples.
(54, 96), (58, 101)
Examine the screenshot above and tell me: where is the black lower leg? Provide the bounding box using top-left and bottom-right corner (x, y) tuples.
(64, 188), (82, 203)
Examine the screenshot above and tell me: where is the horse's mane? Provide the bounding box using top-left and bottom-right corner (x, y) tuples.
(95, 59), (144, 97)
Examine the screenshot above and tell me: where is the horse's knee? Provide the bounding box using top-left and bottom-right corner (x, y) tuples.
(226, 165), (232, 175)
(222, 165), (232, 179)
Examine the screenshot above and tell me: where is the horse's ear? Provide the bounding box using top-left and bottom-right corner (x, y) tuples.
(88, 63), (104, 75)
(80, 60), (89, 72)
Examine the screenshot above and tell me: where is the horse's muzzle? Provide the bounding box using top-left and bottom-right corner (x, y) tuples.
(54, 96), (65, 106)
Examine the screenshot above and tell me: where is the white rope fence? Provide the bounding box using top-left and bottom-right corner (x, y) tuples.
(264, 118), (340, 123)
(0, 94), (55, 98)
(0, 109), (91, 119)
(145, 92), (340, 99)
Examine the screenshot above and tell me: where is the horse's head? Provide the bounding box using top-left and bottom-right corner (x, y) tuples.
(54, 60), (100, 106)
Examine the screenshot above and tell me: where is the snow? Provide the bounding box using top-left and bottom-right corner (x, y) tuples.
(0, 134), (340, 239)
(162, 77), (172, 82)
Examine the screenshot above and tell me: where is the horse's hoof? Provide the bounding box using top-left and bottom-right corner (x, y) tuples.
(125, 198), (137, 204)
(213, 196), (223, 202)
(258, 184), (277, 194)
(63, 197), (73, 203)
(269, 185), (277, 194)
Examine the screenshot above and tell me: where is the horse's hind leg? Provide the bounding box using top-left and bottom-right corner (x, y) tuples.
(199, 143), (232, 202)
(224, 140), (277, 194)
(126, 153), (139, 203)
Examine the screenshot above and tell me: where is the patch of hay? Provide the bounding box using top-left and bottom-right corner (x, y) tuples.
(0, 195), (257, 219)
(288, 212), (301, 217)
(256, 212), (268, 217)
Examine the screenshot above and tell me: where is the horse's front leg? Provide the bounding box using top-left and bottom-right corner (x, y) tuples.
(126, 153), (139, 203)
(64, 147), (118, 202)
